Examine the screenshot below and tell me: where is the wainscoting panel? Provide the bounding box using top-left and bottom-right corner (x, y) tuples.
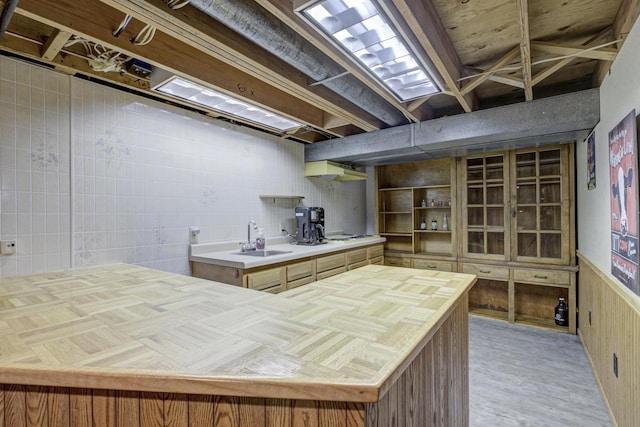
(578, 254), (640, 426)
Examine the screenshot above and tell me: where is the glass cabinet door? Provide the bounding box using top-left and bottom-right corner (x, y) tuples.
(462, 154), (509, 259)
(513, 147), (568, 263)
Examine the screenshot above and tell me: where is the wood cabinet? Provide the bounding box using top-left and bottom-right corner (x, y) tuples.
(375, 144), (577, 333)
(194, 243), (385, 293)
(377, 158), (457, 259)
(459, 145), (576, 332)
(460, 146), (573, 264)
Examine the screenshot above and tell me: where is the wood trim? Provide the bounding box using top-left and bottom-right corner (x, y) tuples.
(461, 46), (520, 95)
(577, 253), (640, 425)
(387, 0), (477, 112)
(98, 0), (384, 132)
(40, 28), (71, 61)
(257, 0), (427, 123)
(593, 0), (640, 85)
(516, 0), (533, 101)
(15, 0), (329, 131)
(531, 41), (617, 61)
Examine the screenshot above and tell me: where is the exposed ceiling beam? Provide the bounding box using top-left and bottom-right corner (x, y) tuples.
(386, 0), (477, 113)
(532, 27), (612, 87)
(488, 74), (524, 89)
(531, 41), (617, 61)
(14, 0), (337, 134)
(255, 0), (427, 123)
(593, 0), (640, 85)
(516, 0), (533, 101)
(1, 31), (150, 90)
(97, 0), (383, 132)
(41, 28), (71, 61)
(461, 46), (520, 95)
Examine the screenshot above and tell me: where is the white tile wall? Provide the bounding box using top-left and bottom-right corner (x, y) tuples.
(0, 56), (366, 277)
(1, 57), (71, 276)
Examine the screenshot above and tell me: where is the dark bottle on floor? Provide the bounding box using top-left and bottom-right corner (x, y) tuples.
(554, 298), (568, 326)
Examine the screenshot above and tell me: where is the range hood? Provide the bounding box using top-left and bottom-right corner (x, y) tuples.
(304, 161), (368, 181)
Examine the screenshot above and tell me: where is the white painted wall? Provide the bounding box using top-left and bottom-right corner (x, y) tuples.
(576, 16), (640, 299)
(0, 56), (366, 277)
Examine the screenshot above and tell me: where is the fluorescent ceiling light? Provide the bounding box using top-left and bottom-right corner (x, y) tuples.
(297, 0), (440, 101)
(152, 76), (302, 131)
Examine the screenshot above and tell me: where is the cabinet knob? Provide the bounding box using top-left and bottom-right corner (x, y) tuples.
(534, 274), (548, 279)
(479, 270), (491, 274)
(428, 265), (437, 269)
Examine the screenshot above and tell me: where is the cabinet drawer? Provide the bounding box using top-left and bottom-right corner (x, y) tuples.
(287, 275), (315, 290)
(462, 263), (510, 280)
(347, 249), (368, 265)
(513, 268), (570, 285)
(367, 245), (384, 259)
(412, 259), (455, 272)
(287, 260), (315, 282)
(385, 256), (411, 267)
(245, 267), (285, 291)
(369, 256), (384, 265)
(348, 260), (369, 271)
(316, 266), (347, 280)
(316, 253), (346, 273)
(263, 283), (286, 294)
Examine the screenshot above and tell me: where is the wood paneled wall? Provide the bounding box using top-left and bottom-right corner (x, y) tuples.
(578, 254), (640, 426)
(0, 297), (469, 427)
(0, 387), (366, 427)
(365, 296), (469, 427)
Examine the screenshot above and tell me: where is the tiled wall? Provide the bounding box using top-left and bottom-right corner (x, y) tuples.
(0, 56), (366, 277)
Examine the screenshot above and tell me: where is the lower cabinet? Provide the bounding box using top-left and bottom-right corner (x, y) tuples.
(244, 266), (286, 293)
(412, 259), (456, 272)
(461, 261), (577, 333)
(196, 244), (385, 294)
(286, 260), (316, 290)
(381, 253), (577, 334)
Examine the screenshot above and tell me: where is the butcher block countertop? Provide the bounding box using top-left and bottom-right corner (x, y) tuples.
(0, 263), (475, 402)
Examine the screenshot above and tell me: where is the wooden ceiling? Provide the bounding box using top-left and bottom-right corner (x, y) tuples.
(1, 0), (638, 143)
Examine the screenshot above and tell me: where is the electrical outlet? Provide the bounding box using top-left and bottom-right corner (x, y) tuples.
(0, 240), (16, 255)
(613, 353), (618, 378)
(588, 310), (592, 326)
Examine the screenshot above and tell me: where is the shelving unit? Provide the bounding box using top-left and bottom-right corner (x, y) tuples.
(376, 158), (456, 260)
(375, 144), (577, 333)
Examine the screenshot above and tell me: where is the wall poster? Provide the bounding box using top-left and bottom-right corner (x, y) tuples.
(587, 130), (596, 190)
(609, 109), (640, 295)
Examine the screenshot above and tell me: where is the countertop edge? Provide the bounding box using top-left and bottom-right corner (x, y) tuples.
(189, 237), (386, 269)
(0, 365), (381, 402)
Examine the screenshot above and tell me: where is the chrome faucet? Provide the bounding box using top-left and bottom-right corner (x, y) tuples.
(240, 220), (258, 252)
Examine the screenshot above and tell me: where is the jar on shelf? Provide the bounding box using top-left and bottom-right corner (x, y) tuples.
(554, 298), (568, 326)
(420, 216), (427, 230)
(431, 219), (438, 230)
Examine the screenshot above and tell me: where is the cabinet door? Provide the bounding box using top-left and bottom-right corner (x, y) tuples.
(460, 154), (510, 260)
(511, 146), (570, 264)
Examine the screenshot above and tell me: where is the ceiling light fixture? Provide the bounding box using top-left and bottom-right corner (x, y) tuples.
(152, 75), (303, 132)
(294, 0), (441, 102)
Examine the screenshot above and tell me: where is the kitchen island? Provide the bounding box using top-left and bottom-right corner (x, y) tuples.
(0, 263), (475, 426)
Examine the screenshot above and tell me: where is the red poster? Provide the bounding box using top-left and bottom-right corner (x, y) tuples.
(609, 110), (639, 295)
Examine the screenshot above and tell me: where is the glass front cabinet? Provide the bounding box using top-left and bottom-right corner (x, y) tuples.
(460, 146), (572, 265)
(376, 144), (577, 333)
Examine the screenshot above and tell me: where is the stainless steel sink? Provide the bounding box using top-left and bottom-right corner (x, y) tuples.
(234, 250), (292, 257)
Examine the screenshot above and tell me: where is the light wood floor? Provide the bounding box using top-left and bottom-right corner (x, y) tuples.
(469, 315), (612, 426)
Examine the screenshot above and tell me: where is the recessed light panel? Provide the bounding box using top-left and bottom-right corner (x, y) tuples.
(153, 76), (302, 131)
(301, 0), (440, 101)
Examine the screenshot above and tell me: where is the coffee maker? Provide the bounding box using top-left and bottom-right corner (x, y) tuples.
(295, 207), (325, 245)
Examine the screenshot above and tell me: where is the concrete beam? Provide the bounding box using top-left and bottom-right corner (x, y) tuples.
(305, 88), (600, 165)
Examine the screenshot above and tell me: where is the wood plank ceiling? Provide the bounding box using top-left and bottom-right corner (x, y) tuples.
(0, 0), (638, 143)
